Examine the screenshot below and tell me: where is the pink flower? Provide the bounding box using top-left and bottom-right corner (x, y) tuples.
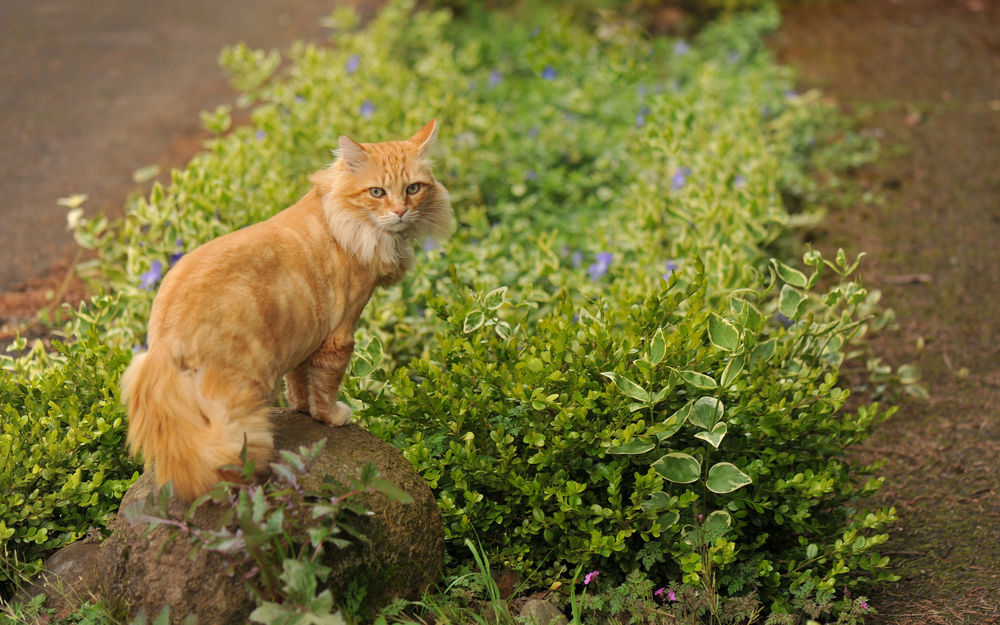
(655, 587), (677, 602)
(583, 570), (600, 585)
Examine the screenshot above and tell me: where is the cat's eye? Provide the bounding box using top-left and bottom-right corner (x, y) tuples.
(405, 182), (422, 195)
(369, 187), (386, 198)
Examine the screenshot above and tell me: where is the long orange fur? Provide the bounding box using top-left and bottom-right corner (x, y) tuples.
(121, 120), (454, 500)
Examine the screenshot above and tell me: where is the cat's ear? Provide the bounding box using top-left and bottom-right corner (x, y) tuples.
(408, 119), (438, 158)
(337, 135), (369, 170)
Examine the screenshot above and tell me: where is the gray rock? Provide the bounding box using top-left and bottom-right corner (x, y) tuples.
(518, 599), (569, 625)
(27, 408), (444, 624)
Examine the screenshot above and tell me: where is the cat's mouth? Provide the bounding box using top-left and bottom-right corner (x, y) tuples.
(381, 217), (410, 233)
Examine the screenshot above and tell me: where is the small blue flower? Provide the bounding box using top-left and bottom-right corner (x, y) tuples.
(636, 105), (651, 128)
(671, 167), (691, 190)
(528, 126), (540, 138)
(345, 54), (360, 74)
(139, 260), (163, 291)
(673, 40), (690, 56)
(360, 99), (375, 118)
(423, 237), (439, 251)
(728, 51), (741, 64)
(524, 170), (538, 181)
(588, 251), (613, 281)
(775, 313), (795, 328)
(733, 175), (747, 189)
(663, 260), (679, 280)
(254, 129), (267, 141)
(488, 70), (502, 87)
(541, 65), (557, 81)
(571, 250), (584, 268)
(530, 26), (541, 39)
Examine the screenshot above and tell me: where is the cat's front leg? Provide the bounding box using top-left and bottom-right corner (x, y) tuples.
(303, 333), (356, 427)
(284, 364), (311, 413)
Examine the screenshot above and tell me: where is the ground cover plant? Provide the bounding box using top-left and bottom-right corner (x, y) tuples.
(2, 0), (897, 621)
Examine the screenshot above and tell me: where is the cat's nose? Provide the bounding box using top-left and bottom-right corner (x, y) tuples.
(392, 206), (407, 218)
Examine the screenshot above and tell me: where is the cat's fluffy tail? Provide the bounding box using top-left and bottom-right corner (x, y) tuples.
(122, 347), (273, 501)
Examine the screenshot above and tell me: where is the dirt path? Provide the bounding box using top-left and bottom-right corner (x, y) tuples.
(773, 1), (1000, 623)
(0, 0), (372, 336)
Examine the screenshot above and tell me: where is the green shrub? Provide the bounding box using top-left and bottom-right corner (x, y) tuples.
(0, 316), (137, 590)
(1, 0), (893, 612)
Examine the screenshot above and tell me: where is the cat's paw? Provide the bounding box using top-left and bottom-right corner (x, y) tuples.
(312, 401), (353, 427)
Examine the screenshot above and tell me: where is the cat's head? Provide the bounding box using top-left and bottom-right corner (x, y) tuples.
(312, 120), (454, 264)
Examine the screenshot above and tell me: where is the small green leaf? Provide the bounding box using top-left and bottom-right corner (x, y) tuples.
(152, 605), (171, 625)
(751, 339), (776, 365)
(721, 354), (745, 387)
(463, 310), (485, 333)
(770, 258), (809, 288)
(694, 422), (727, 449)
(640, 491), (673, 513)
(602, 372), (651, 402)
(652, 453), (701, 484)
(369, 477), (415, 504)
(649, 328), (666, 365)
(689, 397), (724, 429)
(779, 285), (805, 320)
(608, 439), (656, 455)
(494, 320), (513, 341)
(897, 363), (920, 385)
(658, 510), (680, 529)
(706, 462), (752, 493)
(702, 510), (732, 540)
(806, 543), (819, 559)
(678, 370), (717, 389)
(483, 286), (508, 310)
(708, 313), (740, 351)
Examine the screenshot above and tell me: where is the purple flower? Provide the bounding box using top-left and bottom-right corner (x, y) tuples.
(671, 167), (691, 190)
(655, 587), (677, 602)
(423, 237), (439, 251)
(583, 570), (600, 585)
(528, 126), (540, 138)
(530, 26), (541, 39)
(663, 260), (679, 280)
(254, 129), (267, 141)
(636, 105), (651, 128)
(733, 175), (747, 189)
(858, 600), (870, 612)
(673, 40), (690, 56)
(541, 65), (557, 81)
(524, 170), (538, 181)
(488, 70), (502, 87)
(588, 251), (613, 281)
(360, 99), (375, 118)
(345, 54), (360, 74)
(570, 250), (583, 268)
(139, 260), (163, 291)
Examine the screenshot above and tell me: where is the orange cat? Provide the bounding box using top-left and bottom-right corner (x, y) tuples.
(121, 120), (454, 500)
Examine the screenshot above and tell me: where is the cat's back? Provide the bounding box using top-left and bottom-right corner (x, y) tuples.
(148, 190), (333, 348)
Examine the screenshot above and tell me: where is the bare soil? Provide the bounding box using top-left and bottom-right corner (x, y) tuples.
(0, 0), (364, 340)
(774, 1), (1000, 623)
